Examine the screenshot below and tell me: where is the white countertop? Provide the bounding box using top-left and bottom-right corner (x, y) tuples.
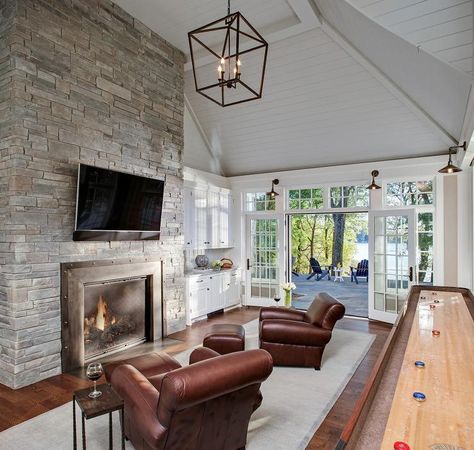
(185, 267), (240, 277)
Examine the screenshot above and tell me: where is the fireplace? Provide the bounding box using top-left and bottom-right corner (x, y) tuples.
(83, 277), (150, 361)
(60, 258), (163, 372)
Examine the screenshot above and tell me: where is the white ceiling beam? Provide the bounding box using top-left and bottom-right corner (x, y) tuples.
(184, 0), (321, 71)
(313, 3), (457, 147)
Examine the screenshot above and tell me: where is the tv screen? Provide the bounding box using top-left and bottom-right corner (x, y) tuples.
(73, 164), (165, 241)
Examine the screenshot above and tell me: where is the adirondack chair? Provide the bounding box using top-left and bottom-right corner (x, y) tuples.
(306, 257), (331, 281)
(350, 259), (369, 284)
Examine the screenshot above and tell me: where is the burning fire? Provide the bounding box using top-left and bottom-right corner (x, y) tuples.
(96, 295), (108, 331)
(84, 295), (116, 336)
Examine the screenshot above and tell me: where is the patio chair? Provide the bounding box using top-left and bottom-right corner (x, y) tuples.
(306, 257), (331, 281)
(350, 259), (368, 284)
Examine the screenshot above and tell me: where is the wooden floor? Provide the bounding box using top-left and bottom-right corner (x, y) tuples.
(0, 307), (391, 449)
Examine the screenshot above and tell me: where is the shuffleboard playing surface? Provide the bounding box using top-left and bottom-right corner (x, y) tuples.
(380, 290), (474, 449)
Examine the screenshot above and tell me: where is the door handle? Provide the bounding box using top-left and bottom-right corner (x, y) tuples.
(409, 266), (413, 282)
(247, 259), (251, 270)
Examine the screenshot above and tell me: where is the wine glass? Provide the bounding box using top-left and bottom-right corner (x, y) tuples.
(86, 362), (103, 399)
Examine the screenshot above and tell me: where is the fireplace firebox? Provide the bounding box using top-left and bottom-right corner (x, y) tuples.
(84, 277), (150, 360)
(60, 258), (163, 372)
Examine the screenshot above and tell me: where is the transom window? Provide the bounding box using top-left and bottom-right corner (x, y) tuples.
(330, 185), (369, 208)
(245, 192), (276, 211)
(386, 180), (433, 206)
(288, 188), (323, 210)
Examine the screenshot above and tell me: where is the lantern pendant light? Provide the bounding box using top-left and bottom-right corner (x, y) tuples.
(188, 0), (268, 107)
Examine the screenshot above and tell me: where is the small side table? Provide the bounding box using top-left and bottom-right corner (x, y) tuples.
(73, 384), (125, 450)
(334, 268), (344, 283)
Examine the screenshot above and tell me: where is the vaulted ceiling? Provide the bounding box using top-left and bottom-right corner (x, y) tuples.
(112, 0), (474, 176)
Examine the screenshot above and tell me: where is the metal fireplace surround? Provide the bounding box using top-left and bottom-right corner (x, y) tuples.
(60, 257), (163, 372)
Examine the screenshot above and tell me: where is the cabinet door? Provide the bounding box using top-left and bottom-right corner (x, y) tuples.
(183, 188), (195, 248)
(195, 281), (210, 317)
(207, 190), (220, 247)
(208, 274), (224, 312)
(226, 271), (241, 307)
(218, 192), (230, 247)
(194, 189), (209, 248)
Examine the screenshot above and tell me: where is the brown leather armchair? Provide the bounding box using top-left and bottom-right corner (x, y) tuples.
(259, 292), (345, 369)
(110, 349), (273, 450)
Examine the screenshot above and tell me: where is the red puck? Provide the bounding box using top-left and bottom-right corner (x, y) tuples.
(394, 442), (410, 450)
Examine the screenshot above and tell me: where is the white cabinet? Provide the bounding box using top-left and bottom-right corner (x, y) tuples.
(184, 187), (232, 249)
(183, 188), (195, 248)
(222, 270), (241, 307)
(188, 277), (210, 321)
(209, 274), (223, 312)
(186, 270), (241, 325)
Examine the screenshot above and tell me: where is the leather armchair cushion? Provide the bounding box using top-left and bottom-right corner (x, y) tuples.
(111, 364), (167, 449)
(104, 351), (181, 382)
(189, 347), (221, 364)
(260, 319), (332, 347)
(259, 307), (306, 322)
(158, 350), (273, 416)
(305, 292), (345, 329)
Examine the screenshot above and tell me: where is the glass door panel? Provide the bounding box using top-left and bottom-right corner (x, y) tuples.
(369, 210), (415, 323)
(245, 215), (283, 306)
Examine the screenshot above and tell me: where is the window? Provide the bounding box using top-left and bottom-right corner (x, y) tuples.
(288, 188), (323, 210)
(330, 185), (369, 208)
(245, 192), (275, 211)
(417, 212), (433, 285)
(386, 180), (433, 206)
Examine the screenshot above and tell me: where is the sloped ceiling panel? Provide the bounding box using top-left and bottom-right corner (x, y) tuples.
(316, 0), (471, 141)
(349, 0), (472, 75)
(185, 27), (448, 176)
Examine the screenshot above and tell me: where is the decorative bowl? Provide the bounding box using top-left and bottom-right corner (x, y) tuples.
(195, 254), (209, 268)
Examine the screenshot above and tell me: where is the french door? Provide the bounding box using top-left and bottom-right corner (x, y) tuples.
(245, 215), (285, 306)
(368, 210), (416, 323)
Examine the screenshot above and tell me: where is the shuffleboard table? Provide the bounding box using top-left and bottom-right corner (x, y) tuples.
(338, 286), (474, 450)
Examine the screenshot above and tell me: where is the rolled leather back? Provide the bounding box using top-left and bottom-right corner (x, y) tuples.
(305, 292), (345, 330)
(157, 349), (273, 450)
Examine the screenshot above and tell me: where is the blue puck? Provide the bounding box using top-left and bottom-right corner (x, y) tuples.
(413, 392), (426, 402)
(414, 361), (425, 368)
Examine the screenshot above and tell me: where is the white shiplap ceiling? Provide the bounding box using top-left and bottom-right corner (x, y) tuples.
(112, 0), (473, 176)
(349, 0), (473, 75)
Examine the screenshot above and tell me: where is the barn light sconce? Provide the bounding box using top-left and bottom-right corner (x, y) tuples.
(438, 142), (466, 174)
(266, 179), (279, 197)
(367, 170), (381, 190)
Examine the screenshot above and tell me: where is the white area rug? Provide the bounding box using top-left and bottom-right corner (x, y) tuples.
(0, 320), (374, 450)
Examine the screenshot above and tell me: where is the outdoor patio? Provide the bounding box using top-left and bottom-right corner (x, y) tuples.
(292, 275), (368, 317)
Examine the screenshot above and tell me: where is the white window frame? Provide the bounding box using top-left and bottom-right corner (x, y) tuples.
(243, 190), (277, 213)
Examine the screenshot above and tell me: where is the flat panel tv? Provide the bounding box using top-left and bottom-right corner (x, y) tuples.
(73, 164), (165, 241)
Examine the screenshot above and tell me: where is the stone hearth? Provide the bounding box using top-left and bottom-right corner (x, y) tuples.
(0, 0), (185, 388)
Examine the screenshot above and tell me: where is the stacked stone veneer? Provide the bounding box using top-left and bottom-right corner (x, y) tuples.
(0, 0), (186, 388)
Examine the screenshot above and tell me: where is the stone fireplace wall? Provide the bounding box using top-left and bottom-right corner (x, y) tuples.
(0, 0), (185, 388)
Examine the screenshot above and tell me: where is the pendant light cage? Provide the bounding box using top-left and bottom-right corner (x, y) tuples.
(188, 5), (268, 107)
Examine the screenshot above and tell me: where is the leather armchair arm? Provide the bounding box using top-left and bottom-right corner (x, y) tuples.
(111, 364), (167, 447)
(259, 307), (306, 322)
(189, 347), (221, 364)
(260, 319), (332, 346)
